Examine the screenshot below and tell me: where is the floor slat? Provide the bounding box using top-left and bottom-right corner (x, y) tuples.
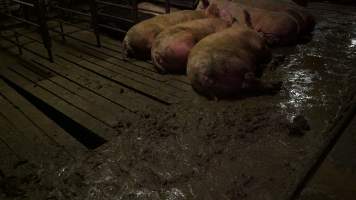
(1, 68), (116, 141)
(0, 79), (88, 159)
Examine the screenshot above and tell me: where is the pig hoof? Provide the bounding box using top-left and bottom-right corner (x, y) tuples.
(298, 34), (313, 44)
(272, 81), (283, 90)
(288, 115), (310, 136)
(293, 115), (310, 131)
(152, 54), (168, 74)
(264, 81), (283, 94)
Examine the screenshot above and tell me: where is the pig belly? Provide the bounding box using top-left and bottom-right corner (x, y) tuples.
(123, 10), (206, 60)
(187, 26), (271, 97)
(151, 18), (230, 73)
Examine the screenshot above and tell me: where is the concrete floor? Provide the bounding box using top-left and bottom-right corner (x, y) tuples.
(299, 104), (356, 200)
(0, 2), (355, 199)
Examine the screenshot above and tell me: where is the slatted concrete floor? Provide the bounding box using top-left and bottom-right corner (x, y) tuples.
(0, 4), (356, 199)
(0, 22), (200, 178)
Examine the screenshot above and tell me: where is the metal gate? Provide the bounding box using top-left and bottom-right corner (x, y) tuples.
(0, 0), (53, 62)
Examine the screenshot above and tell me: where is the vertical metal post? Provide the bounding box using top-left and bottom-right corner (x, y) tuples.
(14, 31), (22, 55)
(23, 4), (30, 22)
(132, 0), (138, 23)
(165, 0), (171, 14)
(201, 0), (210, 8)
(90, 0), (101, 47)
(37, 0), (53, 62)
(59, 21), (66, 42)
(4, 0), (10, 15)
(56, 0), (66, 42)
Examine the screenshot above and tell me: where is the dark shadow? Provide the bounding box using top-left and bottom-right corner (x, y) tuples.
(194, 81), (283, 101)
(1, 76), (107, 150)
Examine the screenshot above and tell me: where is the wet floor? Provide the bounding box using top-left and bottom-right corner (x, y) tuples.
(299, 112), (356, 200)
(0, 2), (356, 200)
(273, 4), (356, 198)
(46, 4), (355, 200)
(269, 4), (356, 128)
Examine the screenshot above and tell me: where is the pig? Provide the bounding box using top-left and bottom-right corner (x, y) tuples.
(200, 0), (315, 42)
(123, 10), (207, 60)
(206, 0), (314, 46)
(205, 0), (300, 45)
(151, 18), (231, 73)
(187, 25), (275, 98)
(231, 0), (315, 34)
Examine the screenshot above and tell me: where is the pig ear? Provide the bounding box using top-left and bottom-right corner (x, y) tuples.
(205, 3), (220, 17)
(219, 9), (235, 25)
(242, 9), (253, 28)
(205, 3), (235, 25)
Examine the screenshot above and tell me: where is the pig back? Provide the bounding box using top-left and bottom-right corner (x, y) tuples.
(123, 10), (206, 60)
(151, 18), (231, 73)
(187, 26), (271, 97)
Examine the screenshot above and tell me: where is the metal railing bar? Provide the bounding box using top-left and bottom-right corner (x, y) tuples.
(3, 29), (44, 44)
(51, 19), (92, 31)
(97, 23), (126, 33)
(97, 11), (135, 24)
(95, 0), (132, 10)
(52, 5), (91, 17)
(0, 12), (40, 27)
(50, 29), (99, 46)
(11, 0), (35, 7)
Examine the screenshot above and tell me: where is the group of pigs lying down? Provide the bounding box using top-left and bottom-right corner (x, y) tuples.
(123, 0), (315, 98)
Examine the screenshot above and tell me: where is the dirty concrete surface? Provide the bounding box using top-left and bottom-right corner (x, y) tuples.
(0, 2), (356, 200)
(299, 112), (356, 200)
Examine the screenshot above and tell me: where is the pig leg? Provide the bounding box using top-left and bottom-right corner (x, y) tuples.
(202, 0), (210, 8)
